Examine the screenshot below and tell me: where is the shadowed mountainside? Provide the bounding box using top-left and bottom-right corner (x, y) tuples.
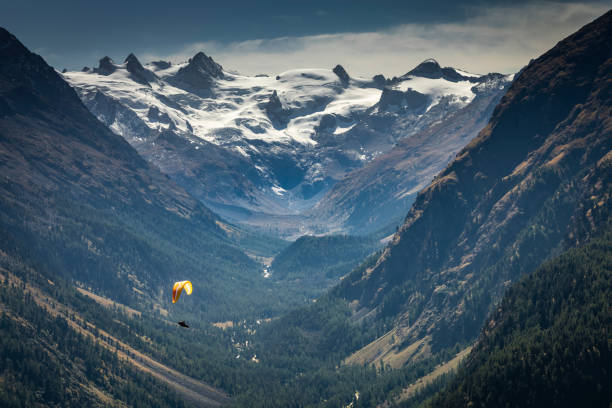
(0, 26), (282, 321)
(333, 9), (611, 362)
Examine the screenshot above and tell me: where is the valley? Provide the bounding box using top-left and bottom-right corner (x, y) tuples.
(0, 5), (610, 408)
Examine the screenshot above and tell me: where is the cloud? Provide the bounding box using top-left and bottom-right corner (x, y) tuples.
(142, 2), (610, 77)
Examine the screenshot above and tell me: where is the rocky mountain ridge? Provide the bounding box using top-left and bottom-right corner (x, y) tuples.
(64, 54), (512, 236)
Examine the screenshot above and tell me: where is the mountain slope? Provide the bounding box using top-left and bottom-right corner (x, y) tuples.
(310, 73), (510, 235)
(0, 259), (231, 408)
(0, 273), (190, 408)
(0, 26), (282, 321)
(269, 234), (380, 296)
(426, 231), (612, 408)
(334, 9), (611, 361)
(64, 55), (510, 236)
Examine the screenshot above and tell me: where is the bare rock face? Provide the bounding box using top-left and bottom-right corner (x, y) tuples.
(189, 51), (223, 78)
(265, 90), (290, 126)
(124, 53), (157, 85)
(95, 56), (116, 75)
(315, 114), (337, 132)
(150, 60), (171, 70)
(170, 51), (223, 96)
(378, 87), (429, 111)
(372, 74), (387, 89)
(147, 105), (172, 124)
(333, 64), (350, 86)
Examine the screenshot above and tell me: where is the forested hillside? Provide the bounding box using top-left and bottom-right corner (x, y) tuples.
(0, 271), (188, 408)
(270, 235), (380, 295)
(426, 230), (611, 408)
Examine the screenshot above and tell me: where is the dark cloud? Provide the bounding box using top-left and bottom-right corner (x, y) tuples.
(0, 0), (608, 71)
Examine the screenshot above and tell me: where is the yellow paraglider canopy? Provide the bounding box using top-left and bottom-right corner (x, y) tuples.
(172, 280), (193, 303)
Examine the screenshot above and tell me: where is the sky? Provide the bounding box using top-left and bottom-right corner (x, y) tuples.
(1, 0), (610, 77)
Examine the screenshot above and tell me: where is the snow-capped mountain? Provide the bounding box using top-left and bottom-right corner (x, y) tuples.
(63, 54), (512, 236)
(309, 68), (513, 235)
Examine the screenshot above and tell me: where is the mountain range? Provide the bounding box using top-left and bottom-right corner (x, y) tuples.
(63, 53), (512, 236)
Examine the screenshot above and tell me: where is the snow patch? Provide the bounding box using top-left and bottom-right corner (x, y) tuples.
(272, 185), (287, 196)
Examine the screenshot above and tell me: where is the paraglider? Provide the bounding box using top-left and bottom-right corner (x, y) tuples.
(172, 280), (192, 303)
(172, 280), (193, 328)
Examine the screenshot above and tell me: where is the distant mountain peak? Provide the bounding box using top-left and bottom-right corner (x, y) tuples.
(124, 53), (141, 66)
(150, 60), (171, 70)
(124, 53), (156, 85)
(124, 53), (145, 74)
(187, 51), (223, 78)
(96, 56), (116, 75)
(404, 58), (480, 82)
(168, 51), (223, 95)
(419, 58), (440, 66)
(192, 51), (209, 60)
(406, 58), (442, 77)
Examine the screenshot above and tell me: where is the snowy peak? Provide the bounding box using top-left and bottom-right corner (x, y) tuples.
(185, 51), (223, 77)
(124, 53), (157, 85)
(170, 51), (224, 95)
(124, 53), (143, 69)
(404, 58), (478, 82)
(379, 58), (507, 113)
(84, 53), (158, 85)
(408, 58), (441, 76)
(63, 51), (511, 234)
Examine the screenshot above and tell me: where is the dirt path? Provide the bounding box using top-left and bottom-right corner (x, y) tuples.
(1, 270), (230, 407)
